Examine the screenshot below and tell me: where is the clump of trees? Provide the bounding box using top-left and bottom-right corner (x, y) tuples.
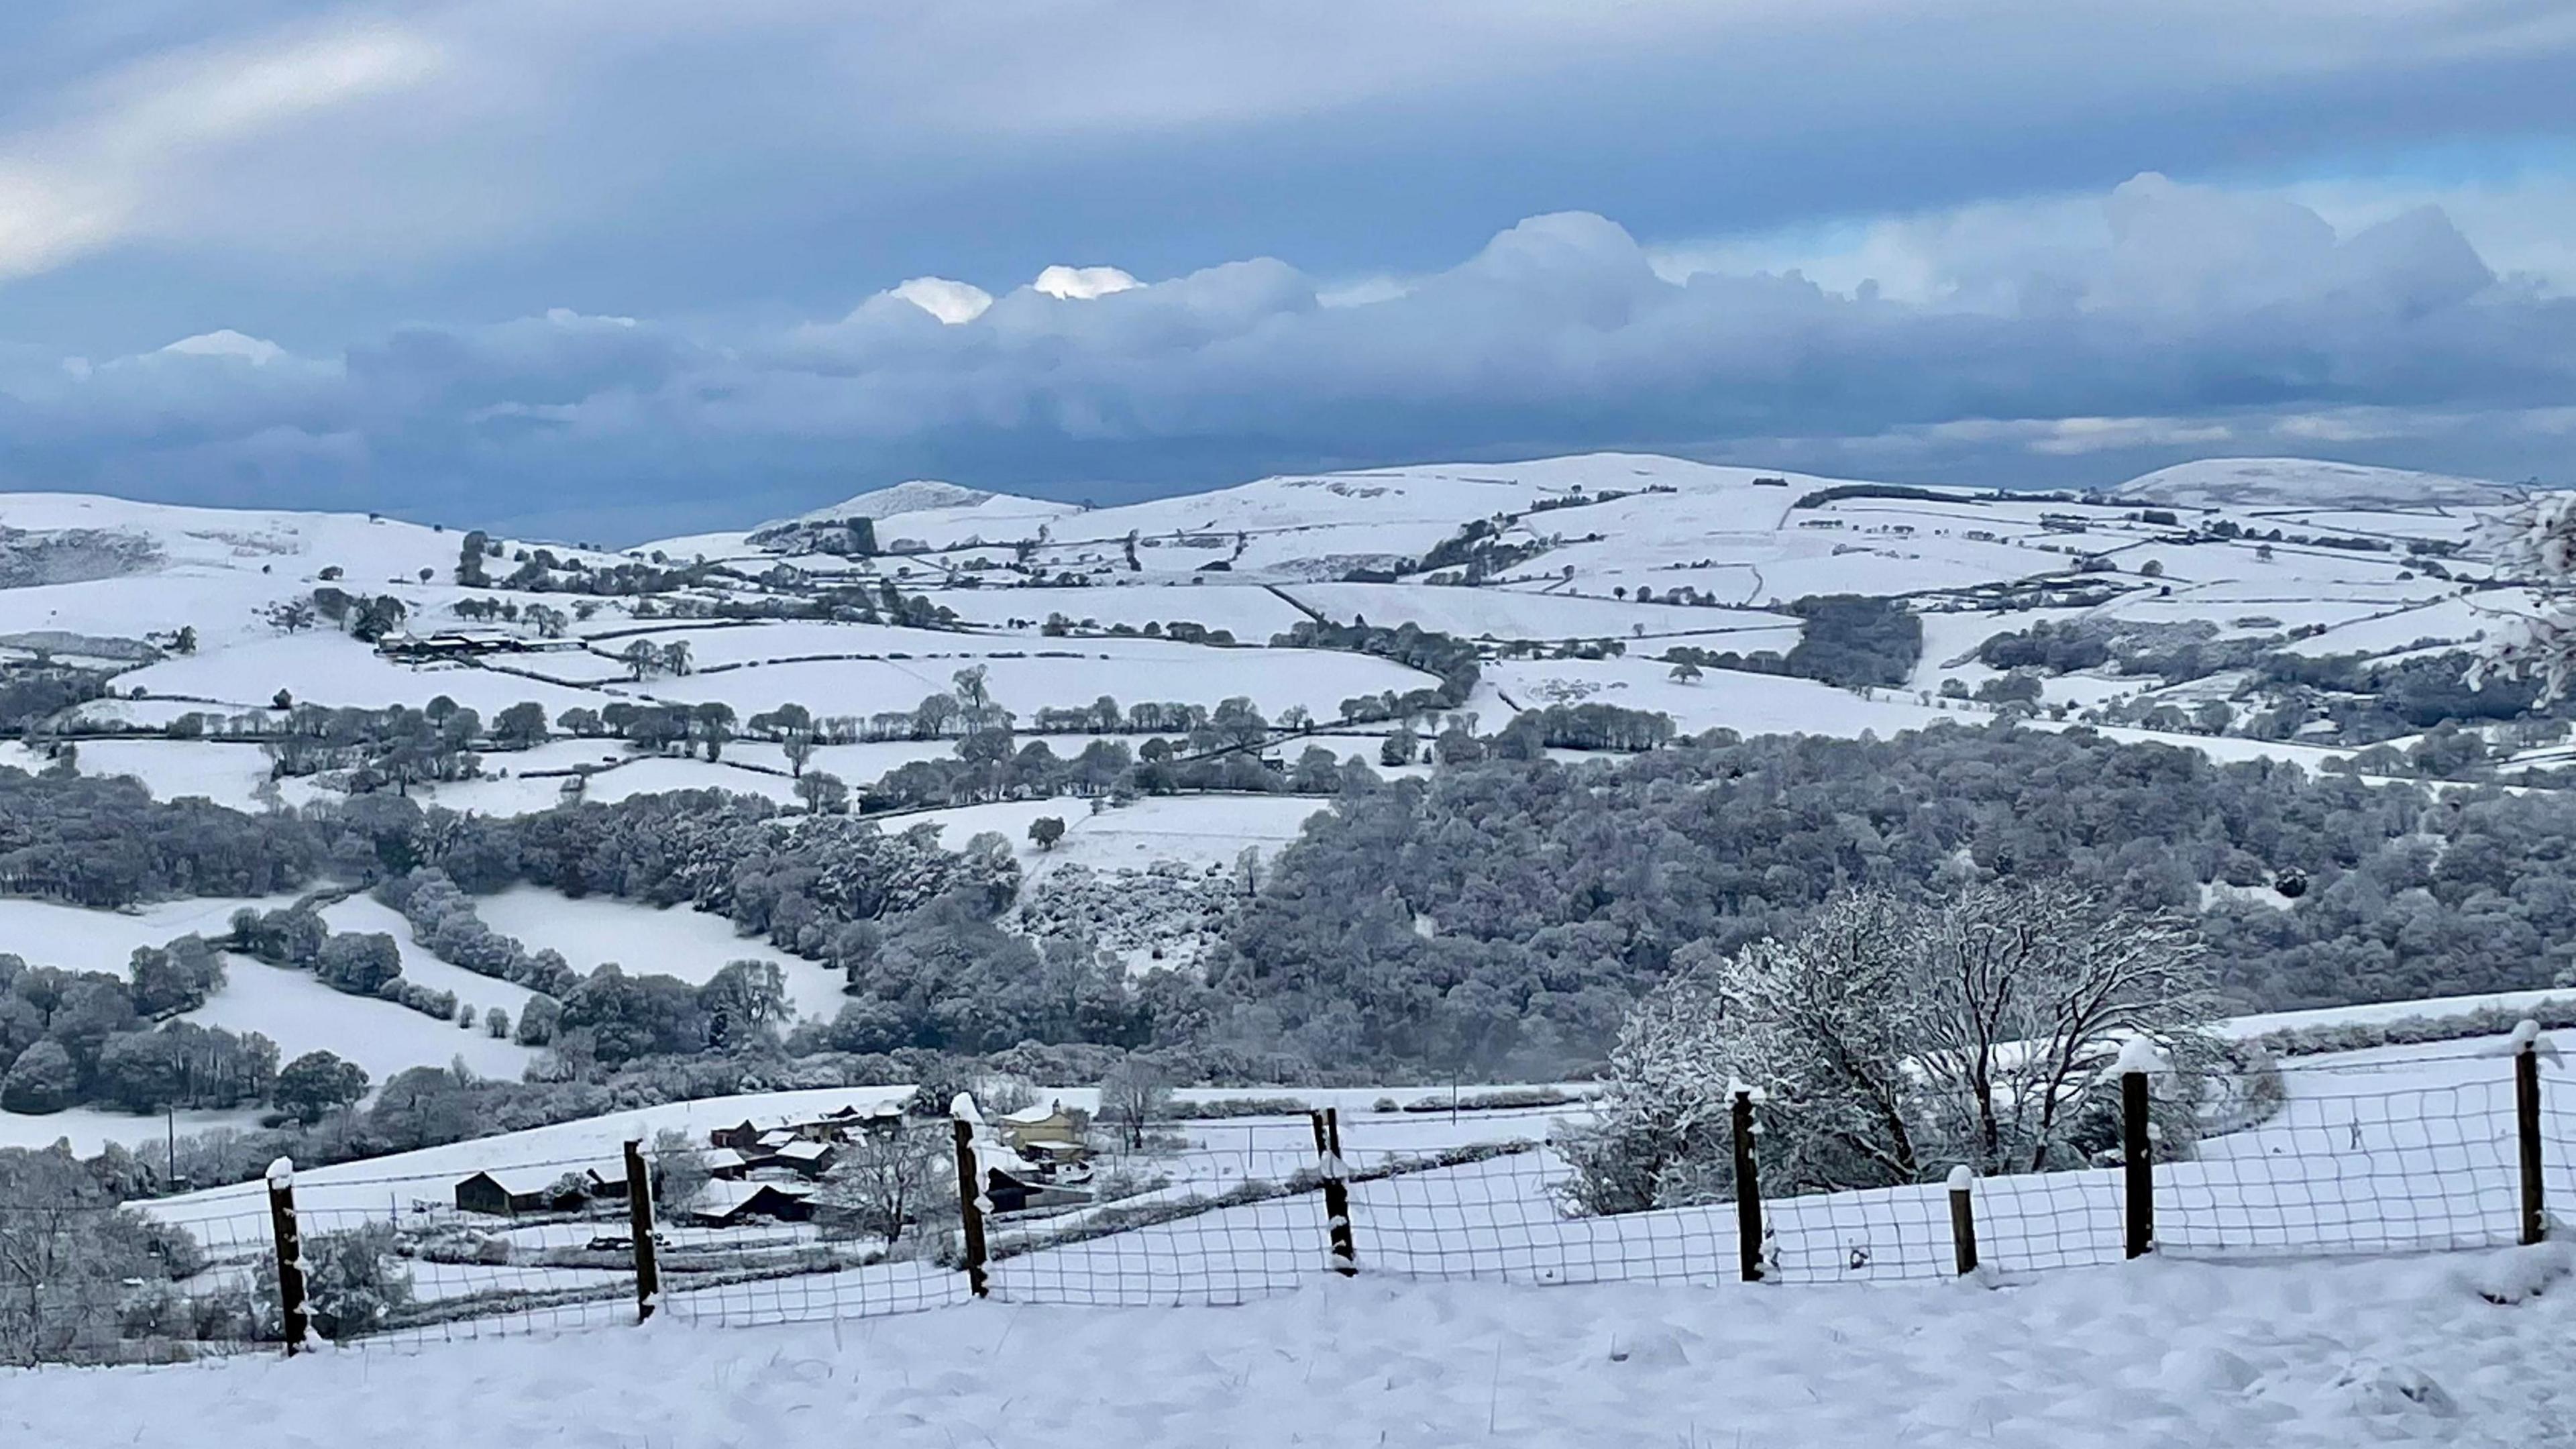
(1783, 594), (1921, 689)
(0, 1145), (229, 1364)
(0, 947), (276, 1118)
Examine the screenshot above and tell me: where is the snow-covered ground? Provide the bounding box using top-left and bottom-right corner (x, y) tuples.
(470, 887), (845, 1022)
(11, 1247), (2569, 1446)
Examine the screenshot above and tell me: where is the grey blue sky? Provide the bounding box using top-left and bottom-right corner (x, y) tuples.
(1, 2), (2572, 541)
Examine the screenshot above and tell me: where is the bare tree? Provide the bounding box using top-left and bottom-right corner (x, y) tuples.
(1564, 881), (2217, 1210)
(1910, 881), (2214, 1171)
(648, 1129), (710, 1220)
(815, 1123), (953, 1248)
(2475, 494), (2576, 697)
(1097, 1054), (1174, 1150)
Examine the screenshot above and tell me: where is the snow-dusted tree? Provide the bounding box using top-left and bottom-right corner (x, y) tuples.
(1097, 1053), (1174, 1150)
(795, 769), (849, 814)
(1908, 881), (2214, 1172)
(649, 1128), (710, 1218)
(1561, 881), (2215, 1212)
(814, 1122), (953, 1248)
(697, 959), (792, 1047)
(2474, 493), (2576, 697)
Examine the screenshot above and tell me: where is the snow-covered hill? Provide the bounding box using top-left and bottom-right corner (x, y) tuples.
(2118, 457), (2516, 511)
(0, 450), (2551, 1144)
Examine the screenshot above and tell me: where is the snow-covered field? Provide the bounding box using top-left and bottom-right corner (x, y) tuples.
(13, 1243), (2569, 1446)
(470, 887), (845, 1021)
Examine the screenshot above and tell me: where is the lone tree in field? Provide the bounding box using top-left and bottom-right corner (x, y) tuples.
(795, 769), (849, 814)
(1097, 1053), (1174, 1150)
(1028, 816), (1066, 851)
(1560, 879), (2215, 1214)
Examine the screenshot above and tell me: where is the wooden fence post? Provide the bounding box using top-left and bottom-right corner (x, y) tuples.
(1731, 1089), (1766, 1282)
(264, 1157), (308, 1355)
(2121, 1071), (2153, 1260)
(1946, 1165), (1980, 1277)
(1309, 1109), (1357, 1276)
(624, 1139), (659, 1322)
(951, 1114), (989, 1297)
(2516, 1020), (2547, 1247)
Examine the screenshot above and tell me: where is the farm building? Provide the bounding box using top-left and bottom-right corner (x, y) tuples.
(999, 1102), (1081, 1155)
(983, 1165), (1092, 1215)
(455, 1167), (596, 1217)
(689, 1180), (816, 1228)
(702, 1148), (751, 1181)
(771, 1140), (837, 1178)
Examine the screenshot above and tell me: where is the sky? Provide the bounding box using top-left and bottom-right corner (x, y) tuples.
(1, 3), (2573, 543)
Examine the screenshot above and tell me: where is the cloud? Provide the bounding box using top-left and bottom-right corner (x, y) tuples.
(1033, 266), (1142, 301)
(0, 19), (441, 279)
(3, 175), (2573, 540)
(890, 278), (994, 325)
(0, 0), (2570, 317)
(160, 330), (286, 365)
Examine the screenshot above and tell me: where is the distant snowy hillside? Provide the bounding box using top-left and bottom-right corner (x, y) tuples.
(738, 480), (1085, 555)
(780, 480), (1013, 521)
(2117, 457), (2516, 511)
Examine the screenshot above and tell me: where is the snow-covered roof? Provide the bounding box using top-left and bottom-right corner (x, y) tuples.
(773, 1141), (833, 1163)
(690, 1179), (818, 1218)
(1000, 1103), (1064, 1125)
(702, 1148), (747, 1171)
(755, 1128), (799, 1147)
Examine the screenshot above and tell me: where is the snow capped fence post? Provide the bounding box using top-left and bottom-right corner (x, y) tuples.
(1730, 1089), (1766, 1283)
(624, 1138), (659, 1323)
(2121, 1069), (2154, 1260)
(951, 1099), (990, 1297)
(1309, 1109), (1358, 1277)
(2514, 1020), (2548, 1247)
(264, 1157), (309, 1356)
(1946, 1166), (1979, 1278)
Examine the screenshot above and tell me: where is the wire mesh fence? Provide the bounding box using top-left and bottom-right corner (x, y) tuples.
(6, 1038), (2567, 1367)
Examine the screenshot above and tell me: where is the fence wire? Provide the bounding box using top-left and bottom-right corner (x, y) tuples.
(7, 1050), (2566, 1366)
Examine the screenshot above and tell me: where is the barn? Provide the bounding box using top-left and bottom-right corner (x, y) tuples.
(455, 1167), (592, 1217)
(688, 1180), (817, 1227)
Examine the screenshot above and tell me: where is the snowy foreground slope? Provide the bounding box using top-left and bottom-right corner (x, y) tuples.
(8, 1252), (2569, 1448)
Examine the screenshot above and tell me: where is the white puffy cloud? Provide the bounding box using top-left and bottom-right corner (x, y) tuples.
(1032, 266), (1142, 300)
(890, 277), (994, 324)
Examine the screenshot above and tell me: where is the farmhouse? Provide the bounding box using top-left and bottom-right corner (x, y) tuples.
(999, 1101), (1081, 1155)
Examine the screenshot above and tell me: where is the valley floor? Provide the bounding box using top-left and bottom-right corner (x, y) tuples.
(11, 1248), (2571, 1448)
